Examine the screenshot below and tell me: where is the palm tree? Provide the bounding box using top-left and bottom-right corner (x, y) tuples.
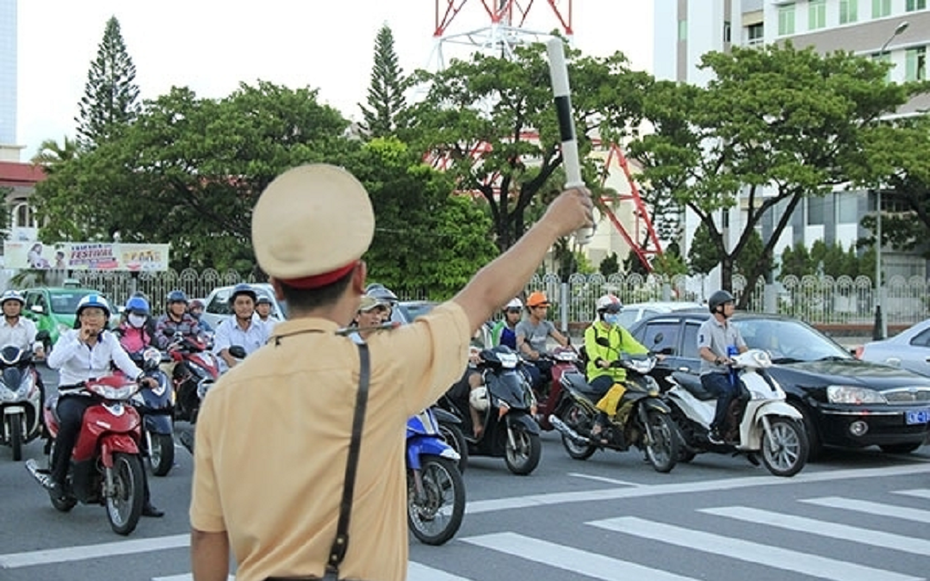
(31, 137), (81, 172)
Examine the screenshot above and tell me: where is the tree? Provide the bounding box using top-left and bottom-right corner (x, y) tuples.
(31, 137), (80, 171)
(35, 82), (351, 271)
(599, 252), (619, 276)
(779, 242), (812, 280)
(358, 25), (408, 138)
(629, 43), (918, 305)
(408, 41), (651, 252)
(687, 221), (718, 276)
(75, 16), (141, 147)
(734, 229), (772, 278)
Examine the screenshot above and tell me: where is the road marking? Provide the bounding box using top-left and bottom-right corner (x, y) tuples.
(894, 488), (930, 500)
(801, 497), (930, 523)
(463, 531), (699, 581)
(0, 534), (189, 569)
(702, 506), (930, 555)
(466, 463), (930, 514)
(152, 576), (234, 581)
(590, 516), (921, 581)
(151, 563), (466, 581)
(567, 472), (641, 486)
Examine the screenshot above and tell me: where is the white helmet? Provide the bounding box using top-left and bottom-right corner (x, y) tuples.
(596, 294), (622, 314)
(469, 385), (489, 411)
(0, 290), (25, 307)
(504, 298), (523, 311)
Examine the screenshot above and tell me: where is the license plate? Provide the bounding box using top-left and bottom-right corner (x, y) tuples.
(905, 409), (930, 425)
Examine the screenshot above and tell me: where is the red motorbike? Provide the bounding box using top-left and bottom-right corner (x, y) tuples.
(532, 346), (584, 431)
(26, 376), (146, 535)
(165, 332), (220, 424)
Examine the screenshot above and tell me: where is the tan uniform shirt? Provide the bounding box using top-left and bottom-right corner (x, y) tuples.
(190, 301), (470, 581)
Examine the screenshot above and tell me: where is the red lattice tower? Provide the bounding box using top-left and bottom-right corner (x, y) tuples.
(428, 0), (663, 269)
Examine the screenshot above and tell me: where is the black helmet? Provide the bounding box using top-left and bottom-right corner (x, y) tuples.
(365, 283), (398, 305)
(167, 290), (188, 304)
(708, 290), (735, 313)
(228, 283), (257, 306)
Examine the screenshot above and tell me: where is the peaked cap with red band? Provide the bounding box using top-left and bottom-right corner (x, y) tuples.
(252, 164), (374, 289)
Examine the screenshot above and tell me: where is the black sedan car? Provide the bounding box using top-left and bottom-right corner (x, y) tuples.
(629, 310), (930, 458)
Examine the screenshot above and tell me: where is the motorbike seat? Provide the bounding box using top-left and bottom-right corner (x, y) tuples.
(561, 371), (592, 393)
(671, 372), (717, 401)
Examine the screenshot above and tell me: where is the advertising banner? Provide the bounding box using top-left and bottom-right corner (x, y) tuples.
(3, 242), (171, 272)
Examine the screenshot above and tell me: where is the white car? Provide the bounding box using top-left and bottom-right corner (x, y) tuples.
(201, 283), (286, 330)
(617, 301), (704, 329)
(857, 318), (930, 377)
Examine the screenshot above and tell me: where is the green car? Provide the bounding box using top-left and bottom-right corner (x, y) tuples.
(21, 287), (119, 352)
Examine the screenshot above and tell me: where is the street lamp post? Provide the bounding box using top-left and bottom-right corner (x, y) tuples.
(873, 20), (909, 341)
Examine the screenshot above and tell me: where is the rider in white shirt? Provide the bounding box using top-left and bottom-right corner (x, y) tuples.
(0, 290), (46, 405)
(213, 284), (268, 372)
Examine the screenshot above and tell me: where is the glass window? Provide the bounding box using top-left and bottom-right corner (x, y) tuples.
(906, 0), (926, 11)
(909, 328), (930, 347)
(807, 197), (825, 226)
(681, 323), (701, 359)
(872, 52), (893, 81)
(748, 23), (764, 44)
(837, 193), (858, 224)
(635, 321), (681, 356)
(809, 0), (827, 29)
(678, 19), (687, 41)
(778, 4), (796, 35)
(840, 0), (858, 23)
(724, 21), (731, 43)
(872, 0), (891, 18)
(906, 46), (927, 81)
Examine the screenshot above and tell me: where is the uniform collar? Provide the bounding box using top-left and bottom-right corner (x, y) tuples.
(0, 317), (22, 328)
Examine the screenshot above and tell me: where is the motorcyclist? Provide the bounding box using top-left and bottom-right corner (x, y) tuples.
(352, 295), (391, 341)
(213, 283), (268, 372)
(254, 295), (277, 333)
(516, 291), (569, 392)
(0, 290), (47, 410)
(43, 294), (163, 516)
(365, 283), (399, 320)
(584, 294), (650, 442)
(154, 290), (203, 379)
(698, 289), (748, 444)
(114, 295), (156, 357)
(490, 298), (523, 349)
(187, 299), (213, 334)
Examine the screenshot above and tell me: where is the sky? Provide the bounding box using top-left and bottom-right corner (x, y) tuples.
(16, 0), (653, 159)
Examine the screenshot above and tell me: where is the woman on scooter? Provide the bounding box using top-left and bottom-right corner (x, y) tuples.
(584, 294), (650, 442)
(115, 296), (156, 357)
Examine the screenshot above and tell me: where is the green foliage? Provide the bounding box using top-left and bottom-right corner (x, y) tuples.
(653, 241), (688, 277)
(598, 252), (619, 276)
(779, 242), (812, 280)
(347, 138), (498, 299)
(630, 42), (918, 304)
(735, 229), (772, 278)
(359, 25), (409, 138)
(75, 16), (141, 147)
(781, 240), (863, 280)
(407, 40), (651, 251)
(688, 221), (719, 276)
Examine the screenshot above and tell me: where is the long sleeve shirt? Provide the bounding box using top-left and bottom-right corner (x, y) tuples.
(0, 316), (41, 351)
(48, 329), (142, 392)
(154, 313), (203, 350)
(584, 321), (648, 384)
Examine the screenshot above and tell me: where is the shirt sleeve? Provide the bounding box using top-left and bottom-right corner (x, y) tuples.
(47, 331), (81, 370)
(154, 318), (170, 350)
(108, 335), (143, 380)
(189, 390), (227, 532)
(212, 319), (231, 355)
(697, 321), (713, 351)
(619, 328), (648, 355)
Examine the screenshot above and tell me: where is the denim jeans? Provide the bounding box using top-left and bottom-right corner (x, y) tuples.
(700, 372), (739, 431)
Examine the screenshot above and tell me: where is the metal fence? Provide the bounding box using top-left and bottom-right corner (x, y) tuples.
(22, 268), (930, 328)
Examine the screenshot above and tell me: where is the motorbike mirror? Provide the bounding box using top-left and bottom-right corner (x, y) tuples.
(228, 345), (247, 359)
(36, 330), (50, 341)
(164, 329), (176, 337)
(595, 337), (611, 348)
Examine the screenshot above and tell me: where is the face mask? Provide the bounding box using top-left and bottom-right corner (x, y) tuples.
(128, 314), (147, 329)
(603, 313), (620, 326)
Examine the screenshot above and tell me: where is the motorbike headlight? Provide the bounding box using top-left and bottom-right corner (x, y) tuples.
(827, 386), (888, 405)
(16, 373), (35, 399)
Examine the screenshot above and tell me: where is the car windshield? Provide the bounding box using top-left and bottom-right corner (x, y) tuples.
(214, 286), (283, 317)
(734, 318), (851, 362)
(397, 302), (436, 323)
(49, 290), (95, 315)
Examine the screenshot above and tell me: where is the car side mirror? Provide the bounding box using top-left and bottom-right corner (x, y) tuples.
(228, 345), (247, 359)
(30, 305), (44, 315)
(652, 333), (664, 345)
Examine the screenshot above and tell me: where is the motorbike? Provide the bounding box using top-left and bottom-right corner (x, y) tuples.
(26, 375), (147, 535)
(532, 346), (583, 431)
(165, 331), (220, 424)
(665, 348), (809, 477)
(550, 338), (680, 473)
(177, 344), (247, 455)
(0, 345), (43, 461)
(437, 345), (542, 476)
(128, 347), (174, 476)
(406, 407), (466, 545)
(432, 406), (468, 473)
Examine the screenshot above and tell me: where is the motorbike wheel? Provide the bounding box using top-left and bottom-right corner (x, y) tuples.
(407, 456), (465, 546)
(148, 432), (175, 477)
(45, 441), (77, 512)
(761, 417), (808, 477)
(644, 410), (679, 474)
(105, 453), (145, 536)
(504, 425), (541, 476)
(560, 404), (596, 460)
(10, 414), (23, 461)
(437, 421), (468, 474)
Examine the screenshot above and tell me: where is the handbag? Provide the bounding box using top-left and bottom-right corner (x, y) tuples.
(267, 342), (371, 581)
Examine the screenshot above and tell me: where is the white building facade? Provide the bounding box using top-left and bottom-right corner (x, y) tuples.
(653, 0), (930, 285)
(0, 0), (17, 157)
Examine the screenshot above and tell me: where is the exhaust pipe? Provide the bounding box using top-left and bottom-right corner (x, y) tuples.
(25, 458), (53, 489)
(549, 414), (590, 445)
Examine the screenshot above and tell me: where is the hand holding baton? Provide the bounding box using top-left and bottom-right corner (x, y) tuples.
(546, 37), (595, 245)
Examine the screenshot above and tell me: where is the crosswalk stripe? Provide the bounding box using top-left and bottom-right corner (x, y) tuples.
(801, 496), (930, 523)
(589, 516), (921, 581)
(463, 531), (699, 581)
(408, 561), (472, 581)
(894, 488), (930, 500)
(701, 506), (930, 556)
(0, 534), (189, 569)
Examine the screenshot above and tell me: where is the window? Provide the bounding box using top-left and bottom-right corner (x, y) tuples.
(871, 52), (893, 81)
(872, 0), (891, 18)
(906, 46), (927, 81)
(809, 0), (827, 29)
(910, 328), (930, 347)
(724, 21), (732, 43)
(778, 4), (796, 35)
(747, 23), (764, 44)
(837, 193), (858, 224)
(12, 202), (36, 228)
(681, 323), (701, 359)
(636, 321), (681, 357)
(807, 197), (825, 226)
(678, 19), (687, 41)
(906, 0), (926, 11)
(840, 0), (858, 23)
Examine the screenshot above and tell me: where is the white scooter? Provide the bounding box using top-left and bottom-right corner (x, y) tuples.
(665, 349), (808, 477)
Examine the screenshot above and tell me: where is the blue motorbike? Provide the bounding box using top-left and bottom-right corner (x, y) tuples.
(130, 347), (175, 476)
(406, 407), (465, 545)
